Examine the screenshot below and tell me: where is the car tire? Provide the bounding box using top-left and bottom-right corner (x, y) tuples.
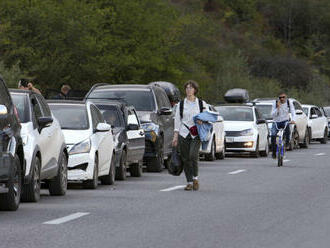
(251, 138), (260, 158)
(320, 128), (328, 144)
(205, 137), (216, 161)
(115, 150), (127, 181)
(260, 139), (269, 157)
(0, 155), (21, 211)
(130, 162), (143, 177)
(49, 151), (67, 196)
(83, 155), (99, 189)
(100, 153), (115, 185)
(216, 142), (225, 160)
(300, 128), (310, 148)
(22, 156), (41, 202)
(147, 137), (164, 172)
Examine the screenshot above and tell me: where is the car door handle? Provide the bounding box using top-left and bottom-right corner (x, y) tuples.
(139, 131), (144, 136)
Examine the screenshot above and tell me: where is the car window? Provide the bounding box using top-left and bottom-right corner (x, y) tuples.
(302, 107), (309, 116)
(156, 88), (171, 109)
(215, 106), (254, 121)
(88, 89), (156, 112)
(293, 101), (303, 111)
(90, 105), (104, 129)
(315, 107), (323, 117)
(322, 107), (330, 117)
(255, 108), (262, 120)
(255, 104), (272, 120)
(11, 93), (31, 123)
(96, 105), (124, 127)
(49, 104), (89, 130)
(31, 96), (43, 120)
(36, 95), (52, 116)
(311, 107), (317, 116)
(127, 109), (139, 125)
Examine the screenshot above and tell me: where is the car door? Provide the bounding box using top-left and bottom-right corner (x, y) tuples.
(154, 88), (174, 155)
(315, 107), (325, 138)
(255, 109), (268, 148)
(90, 104), (112, 175)
(30, 95), (51, 172)
(126, 108), (145, 163)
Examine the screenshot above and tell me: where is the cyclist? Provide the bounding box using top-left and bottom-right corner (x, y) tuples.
(271, 92), (296, 159)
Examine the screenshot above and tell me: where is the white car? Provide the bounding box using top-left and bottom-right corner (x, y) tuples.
(254, 98), (310, 149)
(215, 105), (269, 157)
(302, 104), (328, 144)
(48, 101), (114, 189)
(10, 90), (68, 202)
(199, 106), (226, 161)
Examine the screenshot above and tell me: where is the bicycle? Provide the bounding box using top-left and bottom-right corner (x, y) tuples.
(275, 121), (290, 167)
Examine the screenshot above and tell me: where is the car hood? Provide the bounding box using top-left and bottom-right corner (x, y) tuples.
(223, 121), (254, 131)
(62, 129), (91, 145)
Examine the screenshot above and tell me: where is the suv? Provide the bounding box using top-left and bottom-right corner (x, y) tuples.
(254, 98), (309, 149)
(0, 76), (25, 211)
(90, 100), (145, 179)
(85, 84), (174, 172)
(10, 90), (68, 202)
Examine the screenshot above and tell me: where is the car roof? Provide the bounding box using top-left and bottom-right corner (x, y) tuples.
(9, 89), (39, 96)
(215, 104), (254, 108)
(302, 104), (317, 108)
(47, 100), (86, 105)
(91, 84), (153, 91)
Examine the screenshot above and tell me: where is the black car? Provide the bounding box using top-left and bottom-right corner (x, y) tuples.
(0, 75), (25, 211)
(85, 84), (174, 172)
(90, 100), (145, 179)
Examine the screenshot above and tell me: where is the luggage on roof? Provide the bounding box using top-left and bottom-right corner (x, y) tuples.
(224, 88), (249, 103)
(149, 81), (181, 104)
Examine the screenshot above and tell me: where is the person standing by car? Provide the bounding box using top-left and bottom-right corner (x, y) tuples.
(172, 80), (209, 191)
(54, 84), (71, 99)
(18, 78), (41, 94)
(271, 92), (296, 158)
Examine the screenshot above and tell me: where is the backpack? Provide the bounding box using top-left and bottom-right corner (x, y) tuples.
(276, 99), (291, 112)
(179, 98), (203, 119)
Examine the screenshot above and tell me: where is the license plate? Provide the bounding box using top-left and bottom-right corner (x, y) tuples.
(226, 137), (234, 143)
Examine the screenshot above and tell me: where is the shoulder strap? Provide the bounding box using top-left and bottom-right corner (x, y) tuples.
(180, 100), (184, 119)
(198, 99), (203, 113)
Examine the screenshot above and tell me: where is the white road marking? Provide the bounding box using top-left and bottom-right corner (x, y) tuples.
(160, 185), (186, 192)
(283, 159), (290, 163)
(315, 153), (326, 156)
(228, 169), (246, 175)
(43, 212), (90, 225)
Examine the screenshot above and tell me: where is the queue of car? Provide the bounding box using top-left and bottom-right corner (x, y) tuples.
(1, 74), (329, 211)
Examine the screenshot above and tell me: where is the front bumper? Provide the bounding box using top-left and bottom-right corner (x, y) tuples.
(67, 152), (94, 181)
(225, 136), (256, 152)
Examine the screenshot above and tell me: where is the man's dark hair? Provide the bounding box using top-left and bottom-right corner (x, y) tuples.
(184, 80), (199, 95)
(278, 91), (287, 97)
(18, 78), (29, 88)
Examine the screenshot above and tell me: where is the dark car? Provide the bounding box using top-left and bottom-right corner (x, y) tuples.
(85, 84), (174, 172)
(320, 106), (330, 137)
(0, 76), (25, 211)
(90, 100), (145, 179)
(148, 81), (181, 107)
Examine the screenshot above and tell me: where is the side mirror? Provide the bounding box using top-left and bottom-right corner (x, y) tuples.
(257, 119), (266, 124)
(296, 110), (303, 115)
(0, 105), (8, 119)
(38, 116), (53, 130)
(127, 123), (139, 131)
(159, 107), (172, 116)
(96, 123), (111, 132)
(310, 114), (318, 119)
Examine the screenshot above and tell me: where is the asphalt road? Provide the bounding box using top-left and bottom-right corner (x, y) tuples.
(1, 142), (330, 248)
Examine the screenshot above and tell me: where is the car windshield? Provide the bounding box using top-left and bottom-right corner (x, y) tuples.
(10, 93), (31, 123)
(303, 107), (309, 116)
(215, 106), (254, 121)
(255, 104), (272, 120)
(96, 105), (123, 127)
(323, 107), (330, 117)
(88, 90), (155, 111)
(49, 104), (89, 130)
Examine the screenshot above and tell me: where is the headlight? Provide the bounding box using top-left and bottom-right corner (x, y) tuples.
(240, 129), (254, 136)
(69, 139), (91, 155)
(22, 135), (28, 145)
(141, 122), (159, 133)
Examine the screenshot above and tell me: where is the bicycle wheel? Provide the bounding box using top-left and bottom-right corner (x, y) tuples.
(277, 145), (283, 167)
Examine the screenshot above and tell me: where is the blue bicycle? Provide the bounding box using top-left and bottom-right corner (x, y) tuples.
(275, 121), (290, 167)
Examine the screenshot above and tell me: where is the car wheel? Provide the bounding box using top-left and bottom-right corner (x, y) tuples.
(49, 151), (67, 196)
(147, 137), (164, 172)
(83, 155), (99, 189)
(100, 153), (115, 185)
(260, 139), (269, 157)
(251, 138), (260, 158)
(320, 128), (328, 144)
(115, 150), (127, 181)
(22, 156), (41, 202)
(205, 137), (216, 161)
(130, 162), (143, 177)
(0, 155), (21, 211)
(300, 128), (309, 148)
(216, 141), (225, 160)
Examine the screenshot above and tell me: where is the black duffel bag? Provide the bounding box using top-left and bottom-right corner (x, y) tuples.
(168, 147), (183, 176)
